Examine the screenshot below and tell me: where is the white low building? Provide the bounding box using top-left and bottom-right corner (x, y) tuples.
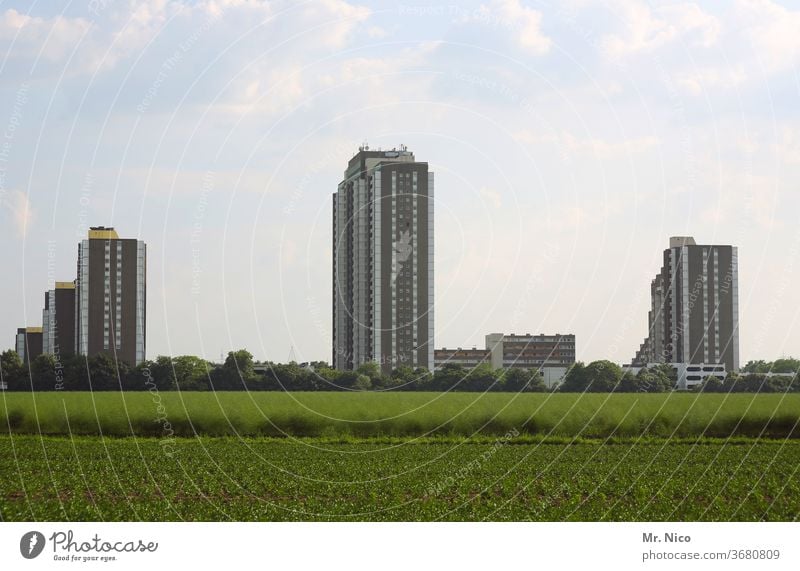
(623, 362), (727, 390)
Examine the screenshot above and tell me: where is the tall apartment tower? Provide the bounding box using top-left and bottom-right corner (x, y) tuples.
(333, 145), (434, 373)
(633, 236), (739, 373)
(42, 281), (76, 357)
(75, 227), (146, 365)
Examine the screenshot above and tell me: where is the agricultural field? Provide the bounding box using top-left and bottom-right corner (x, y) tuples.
(1, 392), (799, 439)
(2, 393), (797, 521)
(1, 436), (798, 521)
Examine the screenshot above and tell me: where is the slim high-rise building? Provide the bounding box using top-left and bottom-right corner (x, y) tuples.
(633, 236), (740, 383)
(333, 145), (434, 373)
(75, 227), (146, 365)
(42, 281), (76, 357)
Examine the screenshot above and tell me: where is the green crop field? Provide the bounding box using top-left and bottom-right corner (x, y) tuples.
(3, 393), (797, 521)
(1, 392), (799, 438)
(1, 436), (798, 521)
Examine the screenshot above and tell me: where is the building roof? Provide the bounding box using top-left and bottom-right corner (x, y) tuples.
(669, 236), (697, 247)
(88, 226), (119, 239)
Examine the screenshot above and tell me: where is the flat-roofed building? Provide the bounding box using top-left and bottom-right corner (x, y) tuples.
(433, 347), (491, 370)
(15, 326), (43, 363)
(333, 146), (434, 374)
(42, 281), (76, 357)
(632, 236), (740, 388)
(435, 332), (576, 388)
(76, 227), (146, 365)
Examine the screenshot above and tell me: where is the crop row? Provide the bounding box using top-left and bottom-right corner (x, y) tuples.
(1, 436), (798, 521)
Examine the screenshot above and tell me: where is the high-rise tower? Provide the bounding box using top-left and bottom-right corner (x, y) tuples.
(633, 236), (740, 385)
(333, 146), (434, 373)
(75, 227), (146, 365)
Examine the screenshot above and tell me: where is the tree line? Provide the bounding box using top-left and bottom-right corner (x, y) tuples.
(1, 350), (797, 393)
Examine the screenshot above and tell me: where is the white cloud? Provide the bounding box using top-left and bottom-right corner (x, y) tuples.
(215, 40), (440, 118)
(602, 1), (720, 59)
(515, 129), (659, 159)
(673, 66), (748, 95)
(737, 0), (800, 72)
(0, 8), (91, 63)
(216, 63), (306, 116)
(660, 3), (720, 48)
(1, 0), (371, 77)
(469, 0), (552, 55)
(300, 0), (370, 48)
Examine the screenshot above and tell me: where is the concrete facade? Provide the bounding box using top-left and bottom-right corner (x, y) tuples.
(42, 281), (76, 358)
(333, 146), (434, 373)
(76, 227), (146, 365)
(633, 236), (739, 375)
(434, 332), (576, 388)
(15, 327), (43, 364)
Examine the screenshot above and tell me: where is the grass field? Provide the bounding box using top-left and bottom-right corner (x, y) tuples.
(1, 392), (799, 438)
(1, 435), (798, 521)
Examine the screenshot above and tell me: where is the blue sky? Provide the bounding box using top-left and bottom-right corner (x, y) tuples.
(1, 0), (799, 364)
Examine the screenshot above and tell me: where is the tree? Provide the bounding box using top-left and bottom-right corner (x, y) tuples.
(313, 364), (341, 391)
(502, 368), (547, 392)
(0, 350), (24, 391)
(456, 363), (496, 391)
(616, 371), (640, 392)
(721, 371), (741, 392)
(559, 362), (588, 392)
(389, 365), (416, 390)
(168, 356), (211, 391)
(432, 364), (465, 391)
(355, 362), (385, 389)
(88, 353), (128, 391)
(697, 375), (724, 393)
(211, 349), (258, 391)
(352, 374), (372, 391)
(636, 365), (673, 392)
(742, 360), (770, 374)
(31, 354), (58, 391)
(584, 361), (624, 392)
(411, 367), (434, 391)
(771, 358), (800, 375)
(356, 361), (381, 381)
(559, 360), (624, 392)
(386, 366), (434, 391)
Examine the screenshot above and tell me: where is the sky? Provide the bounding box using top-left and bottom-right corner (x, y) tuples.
(0, 0), (799, 365)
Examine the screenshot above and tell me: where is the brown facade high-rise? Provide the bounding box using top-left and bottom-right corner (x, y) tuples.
(15, 327), (43, 364)
(76, 227), (146, 365)
(42, 281), (76, 358)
